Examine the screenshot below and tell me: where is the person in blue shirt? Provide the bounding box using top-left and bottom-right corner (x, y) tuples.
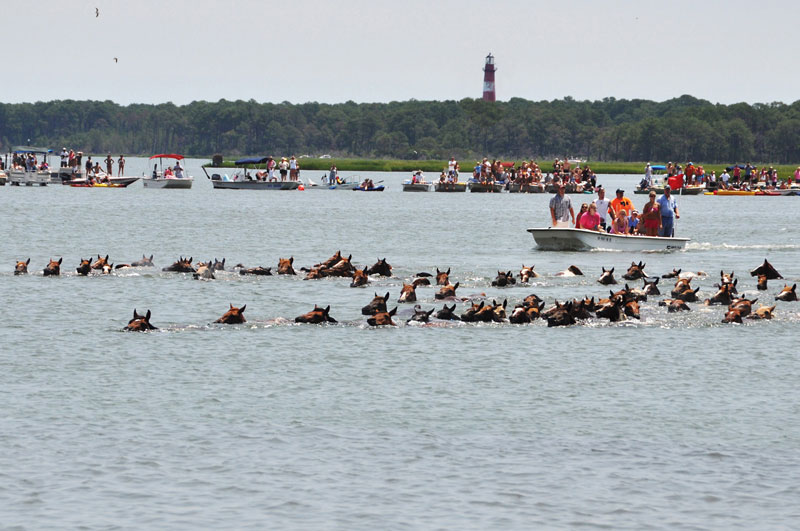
(657, 185), (680, 237)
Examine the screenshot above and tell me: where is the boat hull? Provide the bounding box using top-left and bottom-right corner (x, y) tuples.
(527, 227), (689, 252)
(635, 186), (705, 195)
(435, 182), (467, 192)
(212, 180), (300, 190)
(67, 177), (140, 187)
(469, 182), (504, 193)
(402, 183), (432, 192)
(508, 183), (545, 193)
(7, 169), (51, 186)
(143, 177), (193, 189)
(351, 186), (385, 192)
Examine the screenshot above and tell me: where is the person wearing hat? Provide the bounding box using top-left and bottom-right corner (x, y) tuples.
(60, 147), (68, 168)
(628, 209), (640, 234)
(610, 188), (634, 218)
(644, 162), (652, 187)
(592, 186), (612, 232)
(549, 183), (575, 228)
(657, 185), (679, 237)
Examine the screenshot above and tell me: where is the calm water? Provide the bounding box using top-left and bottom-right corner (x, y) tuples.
(2, 159), (800, 529)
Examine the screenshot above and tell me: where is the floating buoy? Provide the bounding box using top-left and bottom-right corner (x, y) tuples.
(298, 185), (305, 191)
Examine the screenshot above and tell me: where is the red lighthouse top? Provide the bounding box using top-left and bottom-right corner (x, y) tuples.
(482, 53), (496, 102)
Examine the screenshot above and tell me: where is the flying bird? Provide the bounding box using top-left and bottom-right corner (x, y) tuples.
(96, 7), (99, 17)
(113, 57), (118, 63)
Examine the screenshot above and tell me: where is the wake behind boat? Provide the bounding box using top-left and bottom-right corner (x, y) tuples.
(527, 227), (689, 251)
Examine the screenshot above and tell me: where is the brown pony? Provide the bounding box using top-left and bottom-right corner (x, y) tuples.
(435, 304), (459, 320)
(748, 305), (776, 320)
(757, 274), (768, 291)
(350, 269), (369, 287)
(661, 268), (681, 279)
(215, 304), (247, 324)
(325, 254), (354, 277)
(597, 267), (617, 285)
(398, 283), (417, 303)
(519, 264), (539, 283)
(435, 282), (459, 300)
(367, 307), (397, 326)
(14, 258), (30, 275)
(131, 254), (155, 267)
(76, 258), (92, 276)
(91, 254), (109, 270)
(277, 257), (296, 275)
(491, 271), (516, 287)
(295, 305), (337, 324)
(407, 305), (435, 323)
(124, 309), (157, 331)
(750, 259), (782, 280)
(412, 277), (431, 287)
(775, 284), (797, 302)
(43, 257), (63, 276)
(659, 299), (691, 312)
(239, 266), (272, 276)
(622, 261), (647, 281)
(435, 267), (451, 286)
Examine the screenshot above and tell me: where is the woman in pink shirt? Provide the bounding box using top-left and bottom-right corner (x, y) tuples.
(580, 203), (602, 231)
(610, 209), (629, 234)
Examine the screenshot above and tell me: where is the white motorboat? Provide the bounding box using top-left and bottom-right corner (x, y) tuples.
(527, 227), (690, 252)
(143, 154), (193, 189)
(402, 180), (433, 192)
(5, 146), (52, 186)
(204, 156), (300, 190)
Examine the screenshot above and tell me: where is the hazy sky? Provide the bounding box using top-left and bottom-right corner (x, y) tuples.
(7, 0), (797, 106)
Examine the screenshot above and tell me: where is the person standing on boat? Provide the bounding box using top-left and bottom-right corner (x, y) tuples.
(328, 165), (338, 185)
(278, 157), (289, 182)
(644, 163), (653, 187)
(549, 183), (575, 228)
(85, 156), (93, 177)
(721, 169), (730, 189)
(657, 185), (679, 237)
(60, 148), (68, 168)
(592, 186), (612, 232)
(610, 188), (634, 218)
(448, 157), (458, 179)
(117, 155), (125, 176)
(105, 154), (114, 176)
(289, 156), (298, 181)
(173, 161), (184, 179)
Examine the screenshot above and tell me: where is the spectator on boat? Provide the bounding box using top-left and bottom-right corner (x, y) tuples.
(610, 209), (629, 235)
(575, 203), (589, 228)
(93, 162), (102, 178)
(164, 166), (174, 178)
(549, 184), (575, 228)
(641, 191), (661, 236)
(60, 148), (68, 168)
(610, 188), (634, 217)
(579, 203), (602, 231)
(174, 161), (184, 179)
(745, 163), (753, 183)
(328, 165), (338, 184)
(592, 186), (612, 232)
(644, 162), (653, 186)
(439, 171), (446, 184)
(152, 164), (158, 179)
(708, 170), (716, 188)
(448, 157), (458, 178)
(85, 156), (93, 176)
(732, 165), (741, 185)
(278, 157), (289, 181)
(105, 154), (113, 176)
(71, 151), (78, 170)
(720, 169), (730, 189)
(289, 156), (298, 181)
(685, 162), (695, 185)
(794, 167), (800, 185)
(117, 155), (125, 176)
(628, 210), (640, 234)
(657, 185), (679, 237)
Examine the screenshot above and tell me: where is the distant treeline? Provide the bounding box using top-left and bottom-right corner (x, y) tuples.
(2, 95), (800, 163)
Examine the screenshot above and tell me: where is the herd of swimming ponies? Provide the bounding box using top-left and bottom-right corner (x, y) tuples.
(9, 252), (798, 330)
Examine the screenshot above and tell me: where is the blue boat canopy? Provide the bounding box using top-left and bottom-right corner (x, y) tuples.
(650, 165), (666, 170)
(235, 156), (269, 166)
(12, 146), (52, 154)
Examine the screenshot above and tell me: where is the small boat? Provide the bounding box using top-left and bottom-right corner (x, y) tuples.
(527, 227), (690, 252)
(636, 186), (705, 195)
(402, 180), (433, 192)
(5, 146), (52, 186)
(69, 182), (125, 188)
(352, 185), (385, 192)
(754, 189), (796, 196)
(508, 183), (545, 193)
(704, 190), (756, 196)
(469, 180), (504, 193)
(329, 178), (360, 190)
(143, 154), (193, 189)
(66, 175), (140, 187)
(205, 157), (300, 190)
(435, 182), (467, 192)
(0, 169), (6, 186)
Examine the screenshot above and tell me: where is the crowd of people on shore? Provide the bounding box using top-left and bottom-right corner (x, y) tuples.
(550, 184), (679, 237)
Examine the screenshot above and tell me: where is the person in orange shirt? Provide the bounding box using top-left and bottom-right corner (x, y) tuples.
(609, 188), (634, 217)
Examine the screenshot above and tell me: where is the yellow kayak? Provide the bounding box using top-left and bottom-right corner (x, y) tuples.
(704, 190), (756, 196)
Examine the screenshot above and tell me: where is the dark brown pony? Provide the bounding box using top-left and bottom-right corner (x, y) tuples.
(750, 259), (782, 280)
(704, 283), (736, 306)
(14, 258), (30, 275)
(546, 301), (577, 327)
(215, 304), (247, 324)
(659, 299), (691, 312)
(622, 261), (647, 281)
(43, 257), (63, 276)
(435, 304), (459, 320)
(670, 278), (692, 298)
(124, 309), (157, 331)
(162, 256), (195, 272)
(412, 277), (430, 287)
(362, 292), (390, 315)
(131, 254), (155, 267)
(325, 254), (354, 277)
(491, 271), (516, 287)
(407, 305), (434, 323)
(277, 257), (296, 275)
(757, 274), (768, 291)
(295, 305), (337, 324)
(434, 268), (451, 286)
(365, 258), (392, 277)
(435, 282), (459, 300)
(76, 258), (92, 276)
(367, 307), (397, 326)
(350, 269), (369, 287)
(661, 268), (681, 279)
(212, 258), (226, 271)
(239, 266), (272, 276)
(642, 277), (660, 296)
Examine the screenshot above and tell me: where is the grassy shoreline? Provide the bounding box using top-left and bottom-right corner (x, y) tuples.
(202, 158), (799, 178)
